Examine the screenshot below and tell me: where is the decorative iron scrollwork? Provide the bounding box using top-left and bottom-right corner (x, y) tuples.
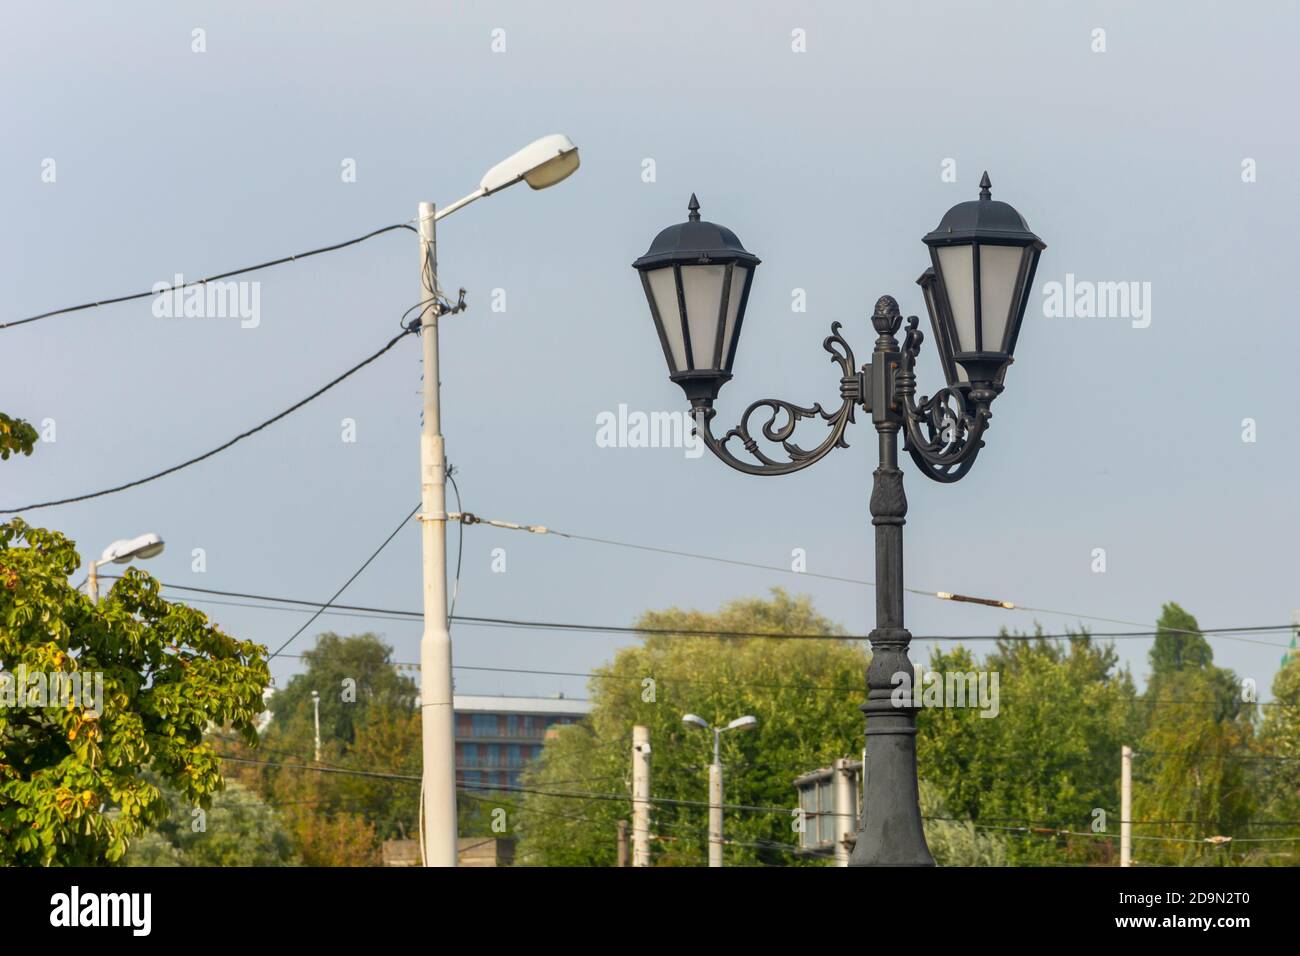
(896, 316), (991, 483)
(692, 310), (1000, 483)
(692, 322), (860, 476)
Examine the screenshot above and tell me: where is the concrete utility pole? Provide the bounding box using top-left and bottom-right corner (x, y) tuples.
(87, 563), (99, 605)
(418, 201), (458, 868)
(616, 820), (629, 868)
(631, 725), (651, 866)
(832, 758), (856, 867)
(1120, 745), (1133, 867)
(708, 755), (724, 868)
(311, 690), (322, 762)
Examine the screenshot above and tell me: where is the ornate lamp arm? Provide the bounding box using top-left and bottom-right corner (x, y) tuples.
(688, 303), (1004, 484)
(690, 322), (862, 477)
(895, 316), (995, 484)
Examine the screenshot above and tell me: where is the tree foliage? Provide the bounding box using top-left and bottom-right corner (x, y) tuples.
(0, 519), (269, 864)
(243, 632), (420, 863)
(1135, 603), (1258, 865)
(0, 414), (38, 461)
(515, 590), (866, 867)
(266, 632), (417, 749)
(917, 631), (1139, 865)
(1253, 655), (1300, 863)
(125, 777), (297, 866)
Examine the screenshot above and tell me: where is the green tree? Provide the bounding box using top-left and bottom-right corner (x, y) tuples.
(0, 519), (269, 864)
(920, 781), (1007, 866)
(917, 631), (1139, 865)
(328, 704), (420, 841)
(126, 777), (297, 866)
(515, 590), (867, 867)
(1253, 655), (1300, 864)
(1135, 668), (1255, 865)
(1147, 602), (1241, 722)
(1135, 603), (1260, 864)
(0, 414), (38, 460)
(264, 632), (416, 753)
(248, 633), (421, 859)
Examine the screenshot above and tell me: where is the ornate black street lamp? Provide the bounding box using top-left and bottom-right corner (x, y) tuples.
(633, 174), (1044, 866)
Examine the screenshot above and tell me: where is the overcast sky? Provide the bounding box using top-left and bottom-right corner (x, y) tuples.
(3, 0), (1297, 705)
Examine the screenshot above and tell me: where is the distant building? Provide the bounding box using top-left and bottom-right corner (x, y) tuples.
(382, 837), (515, 867)
(793, 758), (862, 863)
(453, 694), (591, 792)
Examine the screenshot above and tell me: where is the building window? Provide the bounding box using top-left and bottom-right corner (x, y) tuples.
(472, 714), (499, 737)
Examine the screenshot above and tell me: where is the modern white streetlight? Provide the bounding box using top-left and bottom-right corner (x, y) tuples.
(681, 712), (758, 867)
(86, 532), (165, 604)
(415, 134), (579, 869)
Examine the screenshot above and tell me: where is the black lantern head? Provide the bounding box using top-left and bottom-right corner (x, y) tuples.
(633, 194), (761, 406)
(921, 173), (1045, 389)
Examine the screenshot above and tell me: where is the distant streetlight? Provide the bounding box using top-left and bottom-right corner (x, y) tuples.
(640, 176), (1044, 866)
(416, 134), (580, 868)
(311, 690), (322, 763)
(682, 712), (758, 867)
(86, 532), (165, 604)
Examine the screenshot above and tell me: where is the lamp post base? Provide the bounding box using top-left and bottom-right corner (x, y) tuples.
(849, 645), (935, 867)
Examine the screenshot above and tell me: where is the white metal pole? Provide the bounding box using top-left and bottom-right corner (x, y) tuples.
(87, 561), (99, 605)
(1120, 744), (1132, 867)
(632, 725), (651, 866)
(418, 200), (457, 867)
(833, 758), (854, 867)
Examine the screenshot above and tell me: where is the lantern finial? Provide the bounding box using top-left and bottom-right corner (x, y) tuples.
(978, 172), (992, 201)
(687, 193), (701, 222)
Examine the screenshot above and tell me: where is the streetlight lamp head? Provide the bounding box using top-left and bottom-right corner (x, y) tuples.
(681, 713), (710, 731)
(725, 715), (758, 732)
(479, 134), (580, 196)
(633, 195), (761, 407)
(921, 172), (1045, 389)
(100, 532), (165, 564)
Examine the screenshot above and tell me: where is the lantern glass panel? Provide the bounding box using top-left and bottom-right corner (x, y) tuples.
(921, 272), (967, 384)
(680, 264), (727, 370)
(646, 267), (686, 373)
(937, 245), (977, 353)
(978, 243), (1025, 354)
(720, 265), (749, 372)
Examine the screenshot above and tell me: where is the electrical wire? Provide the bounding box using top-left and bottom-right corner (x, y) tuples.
(220, 756), (1300, 847)
(446, 510), (1295, 649)
(90, 575), (1299, 650)
(2, 222), (417, 331)
(1, 327), (418, 514)
(267, 502), (420, 661)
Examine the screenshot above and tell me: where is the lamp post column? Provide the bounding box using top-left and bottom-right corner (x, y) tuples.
(708, 730), (724, 868)
(417, 200), (458, 867)
(849, 297), (934, 867)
